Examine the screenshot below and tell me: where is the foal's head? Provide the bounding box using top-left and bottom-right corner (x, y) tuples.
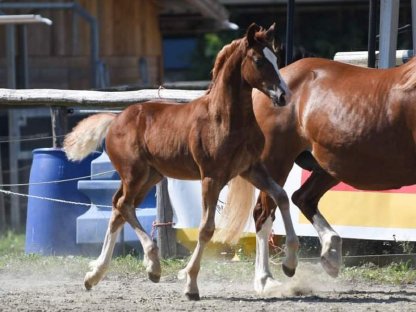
(241, 23), (290, 106)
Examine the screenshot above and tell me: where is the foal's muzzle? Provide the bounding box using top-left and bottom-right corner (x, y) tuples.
(269, 85), (289, 107)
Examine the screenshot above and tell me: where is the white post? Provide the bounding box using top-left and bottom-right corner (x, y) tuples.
(378, 0), (400, 68)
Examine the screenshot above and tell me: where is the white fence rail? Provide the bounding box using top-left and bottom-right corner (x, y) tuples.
(0, 88), (205, 107)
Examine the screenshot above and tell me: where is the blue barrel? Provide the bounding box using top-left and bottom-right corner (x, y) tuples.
(25, 148), (99, 255)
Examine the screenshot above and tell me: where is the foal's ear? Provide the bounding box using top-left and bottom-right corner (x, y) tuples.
(265, 23), (281, 52)
(265, 23), (276, 42)
(246, 23), (261, 47)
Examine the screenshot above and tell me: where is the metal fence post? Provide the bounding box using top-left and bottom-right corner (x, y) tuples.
(378, 0), (400, 68)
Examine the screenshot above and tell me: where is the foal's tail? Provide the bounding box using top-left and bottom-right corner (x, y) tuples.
(64, 113), (116, 161)
(213, 176), (256, 245)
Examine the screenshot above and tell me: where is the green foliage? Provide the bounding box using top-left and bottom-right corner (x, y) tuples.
(342, 261), (416, 285)
(0, 231), (25, 256)
(187, 31), (239, 81)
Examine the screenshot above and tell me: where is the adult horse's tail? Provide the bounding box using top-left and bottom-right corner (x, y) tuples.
(64, 113), (116, 161)
(213, 176), (256, 244)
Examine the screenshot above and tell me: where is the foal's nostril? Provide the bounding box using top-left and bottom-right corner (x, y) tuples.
(278, 92), (286, 106)
(270, 86), (287, 107)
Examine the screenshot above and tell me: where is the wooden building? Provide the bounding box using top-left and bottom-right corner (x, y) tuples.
(0, 0), (232, 232)
(0, 0), (232, 90)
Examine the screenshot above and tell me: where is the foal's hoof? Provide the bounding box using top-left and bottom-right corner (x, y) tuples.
(84, 272), (96, 290)
(84, 280), (93, 291)
(282, 264), (296, 277)
(185, 293), (201, 301)
(148, 272), (161, 283)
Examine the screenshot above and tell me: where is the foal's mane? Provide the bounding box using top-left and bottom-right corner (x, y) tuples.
(206, 26), (272, 94)
(211, 39), (245, 83)
(207, 38), (245, 93)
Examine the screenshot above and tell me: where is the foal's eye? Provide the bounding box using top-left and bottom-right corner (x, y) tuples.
(253, 57), (265, 67)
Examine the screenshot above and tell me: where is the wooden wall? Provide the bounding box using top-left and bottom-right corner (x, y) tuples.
(0, 0), (162, 89)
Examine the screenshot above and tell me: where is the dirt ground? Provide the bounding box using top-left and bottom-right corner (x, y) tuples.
(0, 261), (415, 312)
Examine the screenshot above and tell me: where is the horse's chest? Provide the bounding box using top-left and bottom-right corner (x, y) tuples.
(203, 127), (264, 163)
(228, 127), (263, 151)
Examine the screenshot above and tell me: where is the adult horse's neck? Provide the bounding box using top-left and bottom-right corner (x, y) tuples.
(208, 40), (256, 129)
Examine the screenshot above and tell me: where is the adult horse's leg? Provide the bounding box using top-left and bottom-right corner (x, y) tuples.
(251, 191), (281, 294)
(242, 163), (299, 279)
(84, 187), (125, 290)
(180, 177), (224, 300)
(254, 213), (279, 294)
(291, 170), (342, 277)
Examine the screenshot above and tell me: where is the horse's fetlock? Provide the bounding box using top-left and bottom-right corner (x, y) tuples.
(144, 245), (159, 257)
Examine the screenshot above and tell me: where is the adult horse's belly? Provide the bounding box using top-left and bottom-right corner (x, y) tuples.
(312, 141), (416, 191)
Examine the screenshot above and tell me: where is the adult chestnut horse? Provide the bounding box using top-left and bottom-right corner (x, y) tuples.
(219, 56), (416, 294)
(63, 23), (299, 300)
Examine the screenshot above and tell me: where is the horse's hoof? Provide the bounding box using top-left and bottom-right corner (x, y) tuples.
(148, 272), (161, 283)
(254, 276), (282, 295)
(282, 264), (296, 277)
(185, 293), (200, 301)
(84, 280), (93, 291)
(321, 235), (342, 278)
(321, 257), (340, 278)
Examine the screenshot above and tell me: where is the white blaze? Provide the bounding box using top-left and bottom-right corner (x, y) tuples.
(262, 47), (290, 96)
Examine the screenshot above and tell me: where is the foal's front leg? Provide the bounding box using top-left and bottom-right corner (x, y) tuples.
(242, 163), (299, 284)
(180, 177), (223, 300)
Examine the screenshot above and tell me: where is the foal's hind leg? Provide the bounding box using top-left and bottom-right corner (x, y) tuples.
(118, 169), (163, 282)
(84, 187), (125, 290)
(242, 163), (299, 278)
(292, 170), (341, 277)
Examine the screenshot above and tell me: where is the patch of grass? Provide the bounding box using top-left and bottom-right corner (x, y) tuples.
(0, 232), (187, 279)
(342, 261), (416, 285)
(1, 233), (415, 286)
(110, 256), (192, 281)
(0, 231), (25, 256)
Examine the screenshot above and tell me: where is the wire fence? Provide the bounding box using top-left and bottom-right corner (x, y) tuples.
(0, 134), (64, 144)
(0, 169), (116, 187)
